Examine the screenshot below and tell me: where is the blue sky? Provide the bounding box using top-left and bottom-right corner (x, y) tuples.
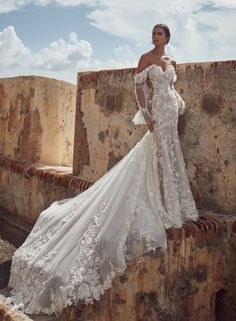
(0, 0), (235, 84)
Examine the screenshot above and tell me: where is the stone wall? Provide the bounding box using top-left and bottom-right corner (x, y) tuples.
(61, 212), (236, 321)
(73, 68), (146, 180)
(1, 213), (235, 321)
(0, 62), (235, 321)
(0, 61), (235, 224)
(0, 76), (76, 166)
(0, 157), (93, 224)
(73, 60), (236, 213)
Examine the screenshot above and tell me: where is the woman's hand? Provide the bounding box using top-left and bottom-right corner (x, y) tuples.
(148, 120), (155, 132)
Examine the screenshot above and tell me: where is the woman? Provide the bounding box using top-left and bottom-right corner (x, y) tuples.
(7, 23), (198, 316)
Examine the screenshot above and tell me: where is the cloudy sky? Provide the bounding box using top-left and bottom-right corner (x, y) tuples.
(0, 0), (235, 84)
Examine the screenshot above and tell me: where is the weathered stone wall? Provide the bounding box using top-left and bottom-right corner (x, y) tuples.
(177, 61), (236, 214)
(0, 76), (76, 166)
(0, 62), (235, 321)
(60, 212), (236, 321)
(1, 212), (236, 321)
(0, 157), (93, 224)
(73, 61), (236, 213)
(73, 68), (146, 180)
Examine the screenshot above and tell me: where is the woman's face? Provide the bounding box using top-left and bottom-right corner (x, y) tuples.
(152, 27), (168, 46)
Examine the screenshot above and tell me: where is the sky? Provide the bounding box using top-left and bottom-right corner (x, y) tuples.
(0, 0), (235, 84)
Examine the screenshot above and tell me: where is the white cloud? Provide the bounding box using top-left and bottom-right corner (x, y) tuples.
(114, 45), (137, 61)
(87, 0), (207, 43)
(211, 0), (236, 9)
(33, 32), (92, 71)
(0, 0), (31, 13)
(0, 25), (137, 83)
(1, 0), (236, 14)
(0, 26), (31, 68)
(84, 0), (236, 62)
(192, 9), (236, 61)
(53, 0), (97, 6)
(0, 1), (235, 82)
(0, 26), (93, 83)
(77, 44), (138, 72)
(0, 0), (97, 13)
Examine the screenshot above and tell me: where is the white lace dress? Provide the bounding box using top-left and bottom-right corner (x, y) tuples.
(7, 64), (198, 315)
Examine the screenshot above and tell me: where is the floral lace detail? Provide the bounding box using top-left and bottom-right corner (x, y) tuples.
(133, 66), (154, 125)
(8, 64), (198, 316)
(133, 64), (185, 124)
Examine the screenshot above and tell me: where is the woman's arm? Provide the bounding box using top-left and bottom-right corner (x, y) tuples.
(134, 55), (155, 132)
(137, 54), (150, 73)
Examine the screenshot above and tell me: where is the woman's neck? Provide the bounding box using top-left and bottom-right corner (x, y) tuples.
(151, 47), (165, 57)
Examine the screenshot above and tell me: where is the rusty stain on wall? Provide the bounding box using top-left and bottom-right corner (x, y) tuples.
(17, 108), (43, 162)
(0, 83), (7, 110)
(0, 76), (76, 165)
(73, 86), (90, 176)
(202, 93), (221, 115)
(107, 151), (123, 171)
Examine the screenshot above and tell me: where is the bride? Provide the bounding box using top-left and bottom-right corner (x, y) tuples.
(7, 23), (198, 316)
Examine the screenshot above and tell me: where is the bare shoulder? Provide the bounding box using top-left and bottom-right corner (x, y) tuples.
(136, 52), (152, 73)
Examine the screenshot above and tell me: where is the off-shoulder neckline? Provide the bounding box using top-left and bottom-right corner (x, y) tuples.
(136, 63), (174, 75)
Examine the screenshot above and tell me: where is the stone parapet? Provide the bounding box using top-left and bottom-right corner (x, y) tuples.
(0, 156), (93, 191)
(0, 157), (93, 224)
(0, 212), (236, 321)
(0, 76), (76, 166)
(74, 60), (236, 213)
(60, 211), (236, 321)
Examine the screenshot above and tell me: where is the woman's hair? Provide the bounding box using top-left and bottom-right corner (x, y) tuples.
(153, 23), (171, 44)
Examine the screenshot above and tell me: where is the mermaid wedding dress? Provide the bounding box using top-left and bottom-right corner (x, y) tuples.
(7, 63), (198, 315)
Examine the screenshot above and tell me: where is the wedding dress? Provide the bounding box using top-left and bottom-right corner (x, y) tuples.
(7, 63), (198, 316)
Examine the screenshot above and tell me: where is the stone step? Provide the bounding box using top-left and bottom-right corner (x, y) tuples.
(0, 289), (59, 321)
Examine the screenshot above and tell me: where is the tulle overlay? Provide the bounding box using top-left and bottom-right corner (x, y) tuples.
(8, 64), (198, 315)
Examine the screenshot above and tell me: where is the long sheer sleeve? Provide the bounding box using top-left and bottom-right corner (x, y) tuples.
(170, 73), (186, 115)
(132, 67), (154, 125)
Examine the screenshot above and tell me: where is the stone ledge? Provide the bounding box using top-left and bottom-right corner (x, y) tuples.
(78, 67), (136, 89)
(77, 60), (236, 89)
(0, 290), (32, 321)
(0, 288), (62, 321)
(0, 157), (93, 192)
(0, 290), (59, 321)
(166, 211), (236, 246)
(0, 293), (58, 321)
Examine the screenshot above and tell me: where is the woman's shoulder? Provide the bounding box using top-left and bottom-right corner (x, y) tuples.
(139, 50), (153, 59)
(136, 53), (177, 74)
(136, 52), (153, 73)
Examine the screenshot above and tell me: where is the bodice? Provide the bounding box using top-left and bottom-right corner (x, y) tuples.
(134, 64), (177, 98)
(133, 63), (185, 126)
(148, 64), (176, 93)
